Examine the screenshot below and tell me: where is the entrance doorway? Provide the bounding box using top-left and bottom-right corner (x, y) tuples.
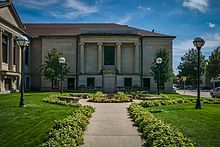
(102, 69), (116, 93)
(5, 78), (12, 90)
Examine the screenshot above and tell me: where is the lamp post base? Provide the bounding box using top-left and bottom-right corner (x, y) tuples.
(195, 104), (202, 109)
(19, 104), (26, 107)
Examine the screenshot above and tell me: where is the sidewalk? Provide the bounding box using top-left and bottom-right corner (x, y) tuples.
(79, 99), (144, 147)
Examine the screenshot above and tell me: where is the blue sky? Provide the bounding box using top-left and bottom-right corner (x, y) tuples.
(13, 0), (220, 74)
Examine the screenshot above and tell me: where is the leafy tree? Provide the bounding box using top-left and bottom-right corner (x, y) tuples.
(206, 47), (220, 79)
(39, 48), (69, 89)
(151, 48), (172, 88)
(177, 48), (206, 89)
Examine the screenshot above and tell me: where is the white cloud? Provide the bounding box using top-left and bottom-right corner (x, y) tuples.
(137, 5), (153, 12)
(15, 0), (99, 19)
(182, 0), (208, 13)
(116, 15), (133, 24)
(208, 22), (216, 28)
(14, 0), (59, 9)
(51, 0), (98, 19)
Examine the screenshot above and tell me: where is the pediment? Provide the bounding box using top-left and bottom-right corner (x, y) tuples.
(0, 4), (24, 31)
(102, 68), (117, 74)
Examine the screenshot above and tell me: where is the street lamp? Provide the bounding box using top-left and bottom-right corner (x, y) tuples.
(16, 35), (29, 107)
(193, 37), (205, 109)
(59, 57), (66, 94)
(156, 57), (162, 95)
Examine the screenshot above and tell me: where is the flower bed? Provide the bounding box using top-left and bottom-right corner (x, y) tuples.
(88, 92), (133, 103)
(42, 94), (95, 146)
(128, 103), (194, 147)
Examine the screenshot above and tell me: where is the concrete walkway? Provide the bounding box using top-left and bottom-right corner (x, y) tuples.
(79, 99), (144, 147)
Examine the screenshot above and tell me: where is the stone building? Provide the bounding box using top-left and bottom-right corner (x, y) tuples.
(0, 0), (175, 93)
(0, 0), (30, 93)
(26, 24), (175, 92)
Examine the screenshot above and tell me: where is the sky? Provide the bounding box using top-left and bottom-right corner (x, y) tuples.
(12, 0), (220, 74)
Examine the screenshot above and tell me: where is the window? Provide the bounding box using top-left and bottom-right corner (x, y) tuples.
(104, 46), (115, 65)
(25, 47), (29, 65)
(143, 78), (150, 90)
(25, 77), (30, 90)
(87, 78), (95, 87)
(68, 78), (75, 90)
(124, 78), (132, 87)
(2, 35), (8, 63)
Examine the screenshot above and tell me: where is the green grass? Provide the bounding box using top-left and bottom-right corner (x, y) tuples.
(0, 92), (74, 147)
(145, 104), (220, 147)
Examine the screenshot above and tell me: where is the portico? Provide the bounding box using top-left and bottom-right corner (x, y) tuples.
(78, 35), (141, 92)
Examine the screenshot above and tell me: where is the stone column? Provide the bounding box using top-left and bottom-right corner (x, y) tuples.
(17, 45), (21, 73)
(80, 42), (85, 74)
(116, 42), (122, 74)
(97, 42), (103, 73)
(9, 34), (14, 71)
(0, 29), (3, 71)
(134, 42), (140, 74)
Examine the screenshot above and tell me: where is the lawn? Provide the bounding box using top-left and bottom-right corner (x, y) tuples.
(0, 92), (74, 147)
(145, 103), (220, 147)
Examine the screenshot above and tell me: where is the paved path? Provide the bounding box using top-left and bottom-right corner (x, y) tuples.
(79, 99), (144, 147)
(176, 89), (211, 98)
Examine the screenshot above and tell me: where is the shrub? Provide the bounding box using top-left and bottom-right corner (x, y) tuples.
(42, 94), (95, 146)
(139, 98), (220, 108)
(128, 104), (194, 147)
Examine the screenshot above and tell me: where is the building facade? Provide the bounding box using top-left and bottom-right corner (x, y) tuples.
(0, 1), (30, 93)
(26, 24), (175, 92)
(0, 1), (175, 93)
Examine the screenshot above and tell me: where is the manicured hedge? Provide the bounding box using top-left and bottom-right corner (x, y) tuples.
(140, 98), (220, 108)
(42, 94), (95, 146)
(128, 104), (194, 147)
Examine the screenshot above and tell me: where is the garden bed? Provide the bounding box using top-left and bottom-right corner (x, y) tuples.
(88, 92), (133, 103)
(42, 94), (95, 146)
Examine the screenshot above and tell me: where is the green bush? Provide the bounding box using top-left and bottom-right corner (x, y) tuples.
(42, 94), (95, 146)
(140, 98), (220, 108)
(128, 104), (194, 147)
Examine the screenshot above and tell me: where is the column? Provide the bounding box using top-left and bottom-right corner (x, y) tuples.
(134, 42), (140, 74)
(17, 43), (21, 73)
(97, 42), (103, 73)
(0, 28), (3, 70)
(80, 42), (85, 74)
(9, 34), (14, 71)
(116, 42), (122, 74)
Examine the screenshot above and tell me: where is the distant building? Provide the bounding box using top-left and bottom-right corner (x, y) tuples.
(210, 76), (220, 88)
(0, 0), (175, 93)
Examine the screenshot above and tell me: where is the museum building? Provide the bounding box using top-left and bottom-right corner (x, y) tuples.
(0, 0), (175, 93)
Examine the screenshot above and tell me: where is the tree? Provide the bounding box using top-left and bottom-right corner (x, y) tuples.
(206, 47), (220, 79)
(39, 48), (69, 89)
(177, 48), (206, 89)
(151, 48), (172, 88)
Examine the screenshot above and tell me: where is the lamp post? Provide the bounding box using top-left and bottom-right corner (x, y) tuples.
(193, 37), (205, 109)
(16, 35), (29, 107)
(156, 57), (162, 95)
(59, 57), (66, 94)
